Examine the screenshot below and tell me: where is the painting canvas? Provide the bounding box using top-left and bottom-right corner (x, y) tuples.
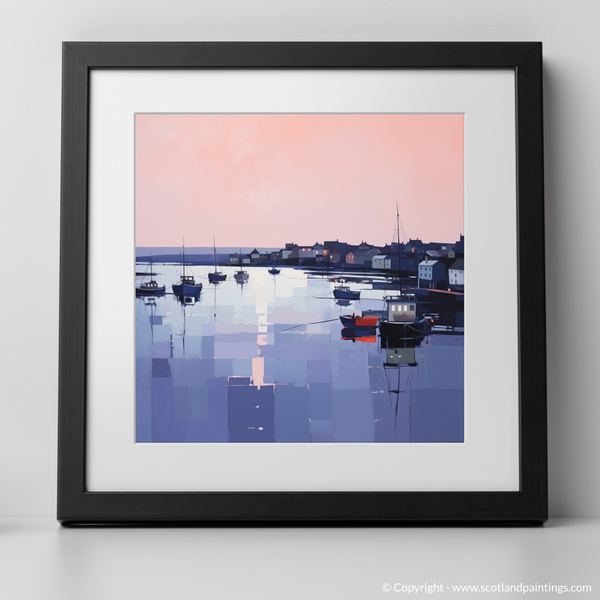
(135, 113), (464, 444)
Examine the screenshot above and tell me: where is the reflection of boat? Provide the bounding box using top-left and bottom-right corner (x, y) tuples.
(208, 236), (226, 283)
(174, 293), (199, 306)
(384, 347), (417, 367)
(340, 313), (378, 328)
(382, 342), (417, 430)
(341, 327), (376, 343)
(174, 293), (199, 357)
(142, 297), (160, 343)
(335, 299), (352, 307)
(333, 285), (360, 300)
(136, 255), (165, 297)
(172, 242), (202, 296)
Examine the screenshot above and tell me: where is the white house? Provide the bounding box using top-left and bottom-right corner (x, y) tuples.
(418, 259), (446, 288)
(448, 258), (464, 289)
(372, 255), (392, 270)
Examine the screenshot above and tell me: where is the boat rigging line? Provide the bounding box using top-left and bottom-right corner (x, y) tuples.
(281, 318), (339, 332)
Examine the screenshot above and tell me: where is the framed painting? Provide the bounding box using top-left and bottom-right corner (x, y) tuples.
(58, 42), (547, 523)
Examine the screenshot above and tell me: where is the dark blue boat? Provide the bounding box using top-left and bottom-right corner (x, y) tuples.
(173, 276), (202, 296)
(333, 285), (360, 300)
(172, 243), (202, 296)
(208, 272), (226, 283)
(136, 280), (166, 297)
(268, 259), (280, 274)
(208, 236), (227, 283)
(136, 256), (165, 297)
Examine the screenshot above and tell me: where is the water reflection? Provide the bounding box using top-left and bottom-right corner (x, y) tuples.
(135, 264), (464, 443)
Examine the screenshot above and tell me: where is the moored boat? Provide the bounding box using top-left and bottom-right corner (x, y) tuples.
(234, 269), (249, 283)
(333, 285), (360, 300)
(339, 313), (378, 328)
(378, 295), (434, 339)
(136, 280), (166, 297)
(208, 236), (227, 283)
(172, 242), (202, 296)
(136, 255), (166, 297)
(268, 257), (280, 274)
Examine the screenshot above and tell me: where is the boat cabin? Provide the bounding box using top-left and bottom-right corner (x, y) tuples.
(180, 275), (195, 284)
(387, 297), (417, 322)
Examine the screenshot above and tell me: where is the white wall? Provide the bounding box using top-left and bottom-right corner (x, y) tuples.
(1, 0), (598, 517)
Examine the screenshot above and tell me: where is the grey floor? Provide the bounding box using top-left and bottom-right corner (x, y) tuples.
(1, 518), (597, 599)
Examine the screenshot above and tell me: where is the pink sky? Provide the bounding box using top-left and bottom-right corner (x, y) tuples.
(135, 114), (463, 248)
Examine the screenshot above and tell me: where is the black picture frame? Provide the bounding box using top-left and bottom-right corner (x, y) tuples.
(58, 42), (547, 525)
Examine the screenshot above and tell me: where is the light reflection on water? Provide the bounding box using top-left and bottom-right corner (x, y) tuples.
(136, 264), (464, 443)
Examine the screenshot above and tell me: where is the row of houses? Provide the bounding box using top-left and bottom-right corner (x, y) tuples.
(418, 257), (464, 291)
(226, 235), (465, 290)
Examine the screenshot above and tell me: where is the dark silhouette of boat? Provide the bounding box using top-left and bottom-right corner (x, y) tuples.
(268, 261), (280, 275)
(379, 296), (434, 340)
(136, 255), (165, 297)
(208, 236), (226, 283)
(172, 242), (202, 296)
(333, 285), (360, 300)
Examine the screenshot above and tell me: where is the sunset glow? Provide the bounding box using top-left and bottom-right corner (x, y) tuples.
(135, 113), (463, 248)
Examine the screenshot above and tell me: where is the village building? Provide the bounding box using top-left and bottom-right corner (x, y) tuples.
(372, 255), (392, 270)
(298, 245), (315, 258)
(324, 240), (350, 263)
(448, 258), (464, 291)
(354, 247), (380, 266)
(418, 259), (447, 288)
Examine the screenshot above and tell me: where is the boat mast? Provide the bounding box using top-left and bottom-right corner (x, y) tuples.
(396, 199), (401, 291)
(213, 235), (218, 273)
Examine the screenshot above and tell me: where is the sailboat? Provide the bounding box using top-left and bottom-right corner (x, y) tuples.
(136, 254), (165, 297)
(208, 236), (226, 283)
(234, 268), (249, 283)
(172, 241), (202, 296)
(379, 202), (432, 341)
(333, 285), (360, 300)
(233, 247), (249, 283)
(333, 265), (359, 299)
(268, 257), (280, 275)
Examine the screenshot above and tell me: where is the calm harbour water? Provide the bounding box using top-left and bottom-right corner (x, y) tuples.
(135, 264), (464, 443)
